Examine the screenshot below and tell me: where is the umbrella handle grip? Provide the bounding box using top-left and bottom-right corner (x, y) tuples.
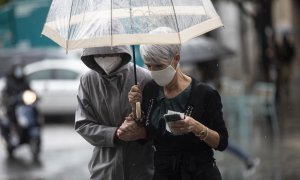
(136, 102), (141, 119)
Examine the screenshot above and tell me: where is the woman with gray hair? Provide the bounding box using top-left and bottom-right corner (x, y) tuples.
(125, 27), (228, 180)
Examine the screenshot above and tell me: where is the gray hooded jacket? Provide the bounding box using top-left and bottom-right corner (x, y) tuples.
(75, 45), (153, 180)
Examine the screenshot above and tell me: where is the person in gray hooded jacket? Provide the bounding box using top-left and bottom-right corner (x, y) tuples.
(75, 45), (153, 180)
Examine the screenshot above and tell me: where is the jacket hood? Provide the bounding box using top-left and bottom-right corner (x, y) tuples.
(81, 45), (132, 75)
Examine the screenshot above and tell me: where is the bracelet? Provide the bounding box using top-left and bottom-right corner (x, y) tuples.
(194, 126), (206, 137)
(200, 127), (209, 141)
(195, 126), (209, 140)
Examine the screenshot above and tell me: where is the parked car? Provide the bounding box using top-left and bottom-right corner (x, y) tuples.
(0, 48), (80, 77)
(0, 59), (89, 117)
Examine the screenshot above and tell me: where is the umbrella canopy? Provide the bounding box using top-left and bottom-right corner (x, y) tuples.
(42, 0), (223, 50)
(180, 36), (234, 64)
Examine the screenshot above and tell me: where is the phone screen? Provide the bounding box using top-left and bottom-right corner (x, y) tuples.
(163, 114), (182, 123)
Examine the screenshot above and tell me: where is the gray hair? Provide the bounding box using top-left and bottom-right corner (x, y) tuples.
(140, 27), (181, 65)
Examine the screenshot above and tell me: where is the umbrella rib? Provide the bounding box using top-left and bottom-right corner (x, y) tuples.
(129, 0), (134, 34)
(146, 0), (150, 16)
(110, 0), (113, 46)
(66, 0), (75, 53)
(169, 0), (182, 44)
(41, 0), (54, 38)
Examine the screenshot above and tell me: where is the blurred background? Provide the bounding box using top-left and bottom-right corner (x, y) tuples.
(0, 0), (299, 179)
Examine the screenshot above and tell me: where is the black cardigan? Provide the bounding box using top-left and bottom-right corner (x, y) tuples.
(141, 79), (228, 162)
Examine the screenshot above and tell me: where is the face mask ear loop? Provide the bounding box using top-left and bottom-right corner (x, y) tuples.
(169, 54), (179, 70)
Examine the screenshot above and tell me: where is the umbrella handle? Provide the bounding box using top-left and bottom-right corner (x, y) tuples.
(136, 102), (141, 119)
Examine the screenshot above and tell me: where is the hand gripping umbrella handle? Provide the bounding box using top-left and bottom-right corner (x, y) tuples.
(136, 102), (141, 119)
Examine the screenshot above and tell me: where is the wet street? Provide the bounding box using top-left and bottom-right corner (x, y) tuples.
(0, 124), (92, 180)
(0, 74), (300, 180)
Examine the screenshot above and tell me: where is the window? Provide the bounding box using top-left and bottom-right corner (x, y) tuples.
(54, 69), (79, 80)
(27, 70), (53, 81)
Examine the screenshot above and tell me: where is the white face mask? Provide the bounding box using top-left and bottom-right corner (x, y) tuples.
(94, 56), (122, 75)
(150, 63), (177, 86)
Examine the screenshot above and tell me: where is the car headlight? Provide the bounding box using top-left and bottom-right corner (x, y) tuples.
(22, 90), (37, 105)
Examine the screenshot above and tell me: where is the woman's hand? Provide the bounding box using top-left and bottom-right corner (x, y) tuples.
(128, 84), (142, 116)
(117, 115), (146, 141)
(168, 116), (204, 135)
(169, 116), (220, 148)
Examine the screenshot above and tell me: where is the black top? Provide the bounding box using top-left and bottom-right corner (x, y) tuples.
(141, 79), (228, 163)
(149, 84), (191, 131)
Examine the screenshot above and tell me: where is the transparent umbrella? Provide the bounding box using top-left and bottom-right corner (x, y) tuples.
(42, 0), (223, 118)
(42, 0), (223, 79)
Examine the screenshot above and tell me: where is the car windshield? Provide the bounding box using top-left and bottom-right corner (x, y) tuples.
(27, 69), (80, 81)
(27, 69), (52, 81)
(54, 69), (79, 80)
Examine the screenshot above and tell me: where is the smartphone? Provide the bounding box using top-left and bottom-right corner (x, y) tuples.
(163, 114), (183, 123)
